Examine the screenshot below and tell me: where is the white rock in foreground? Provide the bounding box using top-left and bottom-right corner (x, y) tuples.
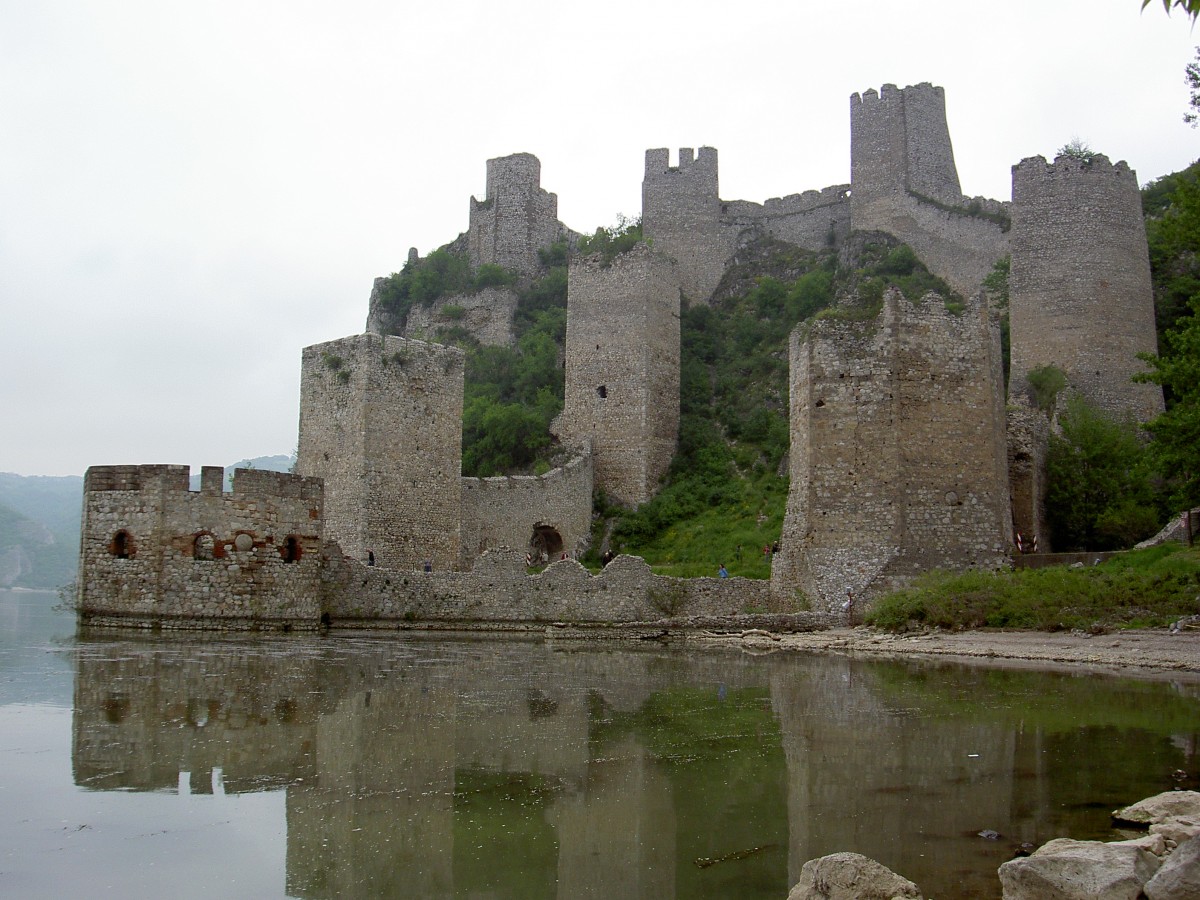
(788, 852), (923, 900)
(997, 836), (1164, 900)
(1113, 790), (1200, 827)
(1145, 834), (1200, 900)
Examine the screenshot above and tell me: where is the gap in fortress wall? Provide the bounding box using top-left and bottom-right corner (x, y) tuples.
(77, 82), (1164, 630)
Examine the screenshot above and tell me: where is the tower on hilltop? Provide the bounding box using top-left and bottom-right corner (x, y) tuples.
(850, 82), (961, 207)
(468, 152), (563, 278)
(641, 147), (730, 302)
(1008, 153), (1163, 424)
(554, 243), (681, 508)
(297, 334), (465, 571)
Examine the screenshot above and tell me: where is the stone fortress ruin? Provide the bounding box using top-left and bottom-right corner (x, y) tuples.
(77, 82), (1163, 630)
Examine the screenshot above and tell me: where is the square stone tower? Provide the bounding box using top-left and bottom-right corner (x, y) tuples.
(297, 333), (464, 570)
(555, 243), (680, 508)
(772, 290), (1011, 611)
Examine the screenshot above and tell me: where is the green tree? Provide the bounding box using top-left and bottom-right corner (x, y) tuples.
(1045, 396), (1161, 551)
(1143, 0), (1200, 21)
(1138, 296), (1200, 509)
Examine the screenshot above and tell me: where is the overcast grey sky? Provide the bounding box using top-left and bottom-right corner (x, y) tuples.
(1, 0), (1196, 476)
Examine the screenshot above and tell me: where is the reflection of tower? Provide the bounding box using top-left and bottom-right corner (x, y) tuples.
(297, 333), (464, 570)
(547, 736), (675, 899)
(769, 659), (1020, 898)
(286, 674), (458, 898)
(556, 243), (680, 507)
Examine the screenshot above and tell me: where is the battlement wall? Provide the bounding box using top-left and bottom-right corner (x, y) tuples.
(1009, 153), (1163, 422)
(772, 289), (1011, 611)
(298, 333), (464, 570)
(78, 464), (324, 627)
(468, 152), (565, 277)
(722, 184), (853, 251)
(556, 244), (680, 507)
(322, 548), (776, 624)
(459, 449), (594, 566)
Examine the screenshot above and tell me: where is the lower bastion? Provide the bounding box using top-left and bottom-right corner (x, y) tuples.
(78, 464), (822, 631)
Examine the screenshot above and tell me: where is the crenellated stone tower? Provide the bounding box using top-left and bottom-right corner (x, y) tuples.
(468, 152), (564, 278)
(772, 290), (1011, 610)
(554, 243), (681, 507)
(1009, 153), (1164, 423)
(849, 83), (1009, 298)
(641, 147), (728, 303)
(297, 333), (465, 571)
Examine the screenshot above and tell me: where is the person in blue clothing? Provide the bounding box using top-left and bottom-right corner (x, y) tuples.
(718, 564), (729, 578)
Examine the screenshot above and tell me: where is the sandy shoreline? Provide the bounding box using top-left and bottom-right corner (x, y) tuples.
(694, 626), (1200, 679)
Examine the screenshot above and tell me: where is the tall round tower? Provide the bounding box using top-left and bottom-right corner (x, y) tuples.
(1009, 154), (1163, 422)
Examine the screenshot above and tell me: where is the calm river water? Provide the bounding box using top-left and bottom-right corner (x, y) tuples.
(2, 588), (1198, 899)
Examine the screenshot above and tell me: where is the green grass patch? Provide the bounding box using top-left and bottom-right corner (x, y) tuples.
(867, 544), (1200, 632)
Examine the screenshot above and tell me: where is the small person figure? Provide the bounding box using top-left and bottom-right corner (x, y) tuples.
(843, 587), (855, 620)
(736, 544), (743, 562)
(718, 564), (729, 579)
(602, 549), (615, 567)
(423, 559), (432, 573)
(763, 544), (770, 560)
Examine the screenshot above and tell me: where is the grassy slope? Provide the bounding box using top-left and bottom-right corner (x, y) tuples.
(867, 543), (1200, 632)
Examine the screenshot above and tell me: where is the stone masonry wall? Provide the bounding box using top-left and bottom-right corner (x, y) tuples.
(1007, 402), (1050, 551)
(850, 83), (1009, 298)
(459, 449), (594, 567)
(468, 152), (565, 278)
(555, 243), (680, 507)
(298, 333), (464, 571)
(772, 289), (1011, 611)
(78, 464), (324, 627)
(322, 548), (769, 625)
(723, 185), (852, 252)
(1009, 154), (1164, 423)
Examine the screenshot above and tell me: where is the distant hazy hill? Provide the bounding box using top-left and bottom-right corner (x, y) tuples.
(0, 474), (83, 589)
(0, 455), (294, 590)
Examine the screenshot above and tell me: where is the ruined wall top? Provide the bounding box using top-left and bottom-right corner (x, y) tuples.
(468, 152), (563, 276)
(1011, 152), (1137, 188)
(485, 152), (542, 199)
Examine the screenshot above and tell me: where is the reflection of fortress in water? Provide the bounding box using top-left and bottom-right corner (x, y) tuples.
(73, 638), (1197, 898)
